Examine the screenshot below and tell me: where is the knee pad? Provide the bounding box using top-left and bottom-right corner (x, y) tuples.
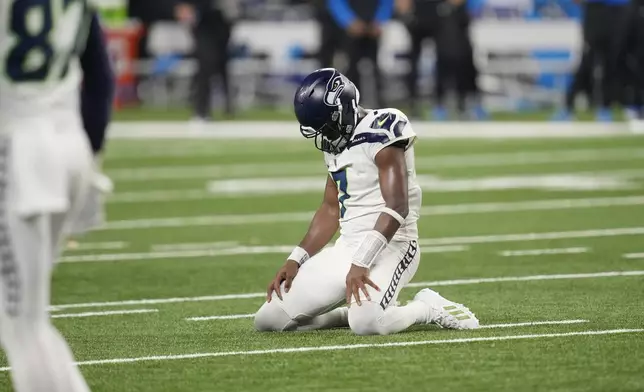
(347, 302), (386, 336)
(254, 302), (296, 332)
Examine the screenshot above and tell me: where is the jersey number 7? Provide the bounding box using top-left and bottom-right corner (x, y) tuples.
(331, 169), (350, 219)
(5, 0), (89, 82)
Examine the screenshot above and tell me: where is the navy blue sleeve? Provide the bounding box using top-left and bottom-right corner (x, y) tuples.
(326, 0), (357, 29)
(80, 13), (115, 155)
(374, 0), (394, 23)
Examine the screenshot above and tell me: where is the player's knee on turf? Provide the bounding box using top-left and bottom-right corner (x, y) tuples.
(347, 302), (389, 336)
(254, 301), (297, 332)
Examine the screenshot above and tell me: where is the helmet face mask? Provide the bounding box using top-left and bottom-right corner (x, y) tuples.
(294, 69), (360, 154)
(300, 122), (350, 155)
(300, 104), (356, 154)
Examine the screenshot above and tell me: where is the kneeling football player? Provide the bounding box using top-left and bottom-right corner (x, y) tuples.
(254, 68), (479, 335)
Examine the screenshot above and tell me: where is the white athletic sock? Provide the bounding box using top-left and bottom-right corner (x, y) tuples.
(408, 299), (432, 324)
(348, 300), (429, 335)
(379, 301), (429, 333)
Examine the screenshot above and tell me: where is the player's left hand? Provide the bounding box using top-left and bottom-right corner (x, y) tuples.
(345, 264), (380, 307)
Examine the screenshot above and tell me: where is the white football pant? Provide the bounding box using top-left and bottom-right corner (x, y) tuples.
(255, 237), (430, 335)
(0, 115), (93, 392)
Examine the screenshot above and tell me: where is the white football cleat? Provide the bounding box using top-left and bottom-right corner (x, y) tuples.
(414, 288), (479, 330)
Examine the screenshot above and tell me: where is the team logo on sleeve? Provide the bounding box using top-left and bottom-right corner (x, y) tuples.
(324, 74), (345, 106)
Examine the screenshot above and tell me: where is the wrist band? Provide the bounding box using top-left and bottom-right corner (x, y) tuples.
(351, 230), (388, 269)
(288, 246), (309, 266)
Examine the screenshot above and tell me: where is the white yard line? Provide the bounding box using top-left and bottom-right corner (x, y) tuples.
(59, 246), (294, 263)
(107, 121), (631, 139)
(102, 211), (312, 230)
(48, 270), (644, 311)
(61, 226), (644, 263)
(50, 292), (267, 311)
(0, 328), (639, 371)
(478, 319), (588, 329)
(185, 314), (587, 328)
(107, 144), (312, 159)
(622, 253), (644, 259)
(151, 241), (240, 252)
(109, 162), (321, 181)
(419, 196), (644, 215)
(51, 309), (158, 319)
(58, 245), (464, 263)
(106, 173), (641, 202)
(499, 247), (589, 257)
(200, 174), (636, 198)
(420, 245), (468, 253)
(405, 270), (644, 288)
(100, 196), (644, 230)
(417, 149), (644, 169)
(108, 190), (212, 203)
(186, 313), (255, 321)
(417, 226), (644, 246)
(106, 149), (644, 181)
(107, 147), (237, 159)
(65, 242), (129, 251)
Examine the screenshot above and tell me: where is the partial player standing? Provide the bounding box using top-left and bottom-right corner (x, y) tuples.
(0, 1), (113, 391)
(67, 7), (116, 244)
(254, 68), (478, 335)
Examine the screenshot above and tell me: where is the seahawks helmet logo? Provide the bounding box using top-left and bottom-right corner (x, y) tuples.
(324, 75), (345, 106)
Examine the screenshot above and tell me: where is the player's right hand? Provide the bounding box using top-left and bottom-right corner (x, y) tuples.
(266, 260), (300, 302)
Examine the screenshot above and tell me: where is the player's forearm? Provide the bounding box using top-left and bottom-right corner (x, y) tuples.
(372, 145), (409, 242)
(298, 204), (339, 257)
(373, 203), (408, 241)
(350, 200), (407, 269)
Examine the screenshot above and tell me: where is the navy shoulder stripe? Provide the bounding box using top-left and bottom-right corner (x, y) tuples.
(348, 132), (391, 148)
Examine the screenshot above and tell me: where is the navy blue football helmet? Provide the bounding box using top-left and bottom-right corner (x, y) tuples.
(294, 68), (361, 154)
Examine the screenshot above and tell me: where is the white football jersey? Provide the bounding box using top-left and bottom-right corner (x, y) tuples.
(0, 0), (89, 118)
(324, 108), (422, 243)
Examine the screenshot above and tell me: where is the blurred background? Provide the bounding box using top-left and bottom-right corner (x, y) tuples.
(95, 0), (643, 122)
